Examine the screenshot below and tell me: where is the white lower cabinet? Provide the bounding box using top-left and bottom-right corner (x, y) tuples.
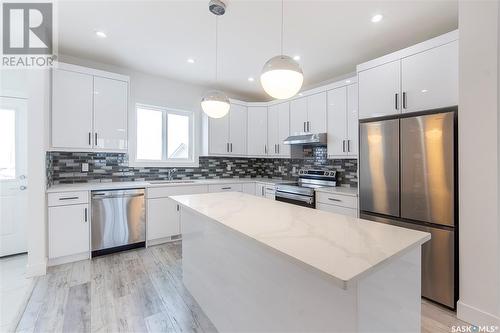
(242, 183), (256, 195)
(315, 191), (358, 217)
(48, 203), (90, 260)
(147, 185), (207, 243)
(256, 183), (275, 199)
(264, 186), (276, 200)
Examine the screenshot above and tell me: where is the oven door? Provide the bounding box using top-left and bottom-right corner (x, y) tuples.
(275, 191), (315, 208)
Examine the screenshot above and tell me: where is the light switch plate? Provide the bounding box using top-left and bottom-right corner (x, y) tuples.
(81, 163), (89, 172)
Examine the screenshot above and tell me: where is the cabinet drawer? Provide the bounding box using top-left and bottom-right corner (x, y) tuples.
(208, 183), (243, 193)
(316, 192), (358, 209)
(48, 191), (89, 206)
(147, 185), (207, 199)
(316, 203), (358, 217)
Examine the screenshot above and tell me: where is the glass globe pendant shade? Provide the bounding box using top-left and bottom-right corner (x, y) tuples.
(260, 55), (304, 100)
(201, 90), (230, 118)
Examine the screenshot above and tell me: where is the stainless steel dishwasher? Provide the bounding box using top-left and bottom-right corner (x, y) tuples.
(91, 188), (146, 257)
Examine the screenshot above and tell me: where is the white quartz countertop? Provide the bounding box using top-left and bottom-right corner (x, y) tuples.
(314, 186), (358, 197)
(171, 192), (430, 288)
(46, 178), (292, 193)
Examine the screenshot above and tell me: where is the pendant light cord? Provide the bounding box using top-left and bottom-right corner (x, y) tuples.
(281, 0), (284, 56)
(215, 16), (218, 83)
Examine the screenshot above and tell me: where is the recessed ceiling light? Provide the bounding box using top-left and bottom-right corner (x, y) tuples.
(345, 80), (351, 83)
(248, 77), (255, 82)
(421, 89), (428, 93)
(95, 31), (107, 38)
(187, 58), (195, 64)
(293, 55), (301, 61)
(371, 14), (383, 23)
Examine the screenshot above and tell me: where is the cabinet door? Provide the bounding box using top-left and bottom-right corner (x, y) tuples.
(307, 92), (327, 133)
(401, 41), (458, 113)
(327, 87), (347, 157)
(358, 60), (401, 119)
(229, 104), (247, 155)
(93, 77), (128, 150)
(277, 102), (290, 156)
(242, 183), (256, 195)
(290, 97), (308, 134)
(209, 114), (230, 155)
(255, 183), (266, 197)
(48, 204), (89, 259)
(267, 105), (279, 156)
(247, 106), (268, 156)
(51, 69), (93, 149)
(346, 84), (359, 156)
(147, 198), (180, 240)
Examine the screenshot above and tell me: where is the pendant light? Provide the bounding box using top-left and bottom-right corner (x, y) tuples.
(260, 0), (303, 100)
(201, 4), (230, 119)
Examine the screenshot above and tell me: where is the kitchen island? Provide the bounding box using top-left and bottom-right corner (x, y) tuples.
(171, 192), (430, 333)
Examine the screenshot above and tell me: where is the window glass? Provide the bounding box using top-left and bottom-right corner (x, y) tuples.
(136, 107), (163, 160)
(167, 113), (190, 159)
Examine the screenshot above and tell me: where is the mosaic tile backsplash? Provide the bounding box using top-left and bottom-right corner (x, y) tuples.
(47, 146), (358, 187)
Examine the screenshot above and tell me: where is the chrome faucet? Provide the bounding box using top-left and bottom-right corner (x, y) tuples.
(167, 168), (178, 180)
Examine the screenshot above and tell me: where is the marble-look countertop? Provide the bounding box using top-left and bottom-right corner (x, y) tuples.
(172, 192), (430, 288)
(46, 178), (293, 193)
(314, 186), (358, 197)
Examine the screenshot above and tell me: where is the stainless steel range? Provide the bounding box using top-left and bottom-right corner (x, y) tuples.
(275, 169), (336, 208)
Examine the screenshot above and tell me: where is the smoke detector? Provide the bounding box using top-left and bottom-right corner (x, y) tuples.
(209, 0), (226, 16)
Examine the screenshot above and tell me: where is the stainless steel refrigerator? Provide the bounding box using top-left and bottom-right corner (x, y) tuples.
(359, 108), (457, 309)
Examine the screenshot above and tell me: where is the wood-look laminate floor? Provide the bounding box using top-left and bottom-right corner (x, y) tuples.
(16, 241), (468, 333)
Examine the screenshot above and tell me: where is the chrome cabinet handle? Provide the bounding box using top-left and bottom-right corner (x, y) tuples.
(347, 139), (351, 152)
(307, 121), (310, 132)
(176, 204), (180, 211)
(221, 187), (231, 190)
(328, 198), (342, 202)
(230, 143), (233, 152)
(226, 143), (229, 152)
(88, 132), (91, 146)
(265, 145), (267, 154)
(95, 132), (98, 146)
(59, 196), (79, 200)
(303, 122), (306, 132)
(395, 93), (399, 110)
(277, 144), (280, 154)
(84, 207), (87, 222)
(403, 91), (407, 109)
(342, 140), (346, 152)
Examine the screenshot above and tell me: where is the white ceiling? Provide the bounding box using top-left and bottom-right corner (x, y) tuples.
(57, 0), (458, 101)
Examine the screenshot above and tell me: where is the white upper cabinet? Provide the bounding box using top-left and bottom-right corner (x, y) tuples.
(401, 41), (458, 113)
(209, 114), (229, 155)
(346, 84), (359, 156)
(358, 60), (401, 119)
(327, 87), (347, 157)
(247, 106), (268, 156)
(228, 104), (247, 155)
(208, 104), (247, 155)
(51, 63), (129, 152)
(52, 69), (93, 149)
(267, 102), (290, 157)
(307, 92), (327, 133)
(93, 77), (128, 150)
(290, 97), (308, 134)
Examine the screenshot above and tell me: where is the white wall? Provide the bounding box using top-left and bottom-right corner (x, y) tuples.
(458, 0), (500, 326)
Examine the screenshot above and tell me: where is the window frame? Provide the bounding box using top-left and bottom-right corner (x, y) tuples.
(131, 103), (198, 167)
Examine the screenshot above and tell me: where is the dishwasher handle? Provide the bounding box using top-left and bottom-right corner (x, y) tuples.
(92, 193), (144, 200)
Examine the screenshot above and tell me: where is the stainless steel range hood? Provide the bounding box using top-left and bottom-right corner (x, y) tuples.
(283, 133), (327, 145)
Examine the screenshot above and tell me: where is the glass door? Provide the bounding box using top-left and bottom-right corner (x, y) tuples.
(0, 97), (28, 257)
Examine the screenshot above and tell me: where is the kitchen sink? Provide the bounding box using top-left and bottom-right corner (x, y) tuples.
(148, 180), (196, 184)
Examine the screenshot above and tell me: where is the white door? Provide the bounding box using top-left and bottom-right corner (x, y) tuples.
(401, 41), (458, 113)
(327, 87), (347, 157)
(277, 102), (290, 156)
(228, 104), (247, 155)
(358, 60), (401, 119)
(0, 98), (28, 257)
(147, 198), (180, 240)
(290, 97), (308, 134)
(209, 114), (230, 155)
(346, 84), (359, 156)
(51, 69), (93, 149)
(307, 92), (327, 133)
(93, 77), (128, 150)
(267, 105), (279, 156)
(247, 106), (268, 156)
(48, 204), (90, 258)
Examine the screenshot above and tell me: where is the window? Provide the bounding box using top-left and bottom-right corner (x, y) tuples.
(134, 104), (196, 166)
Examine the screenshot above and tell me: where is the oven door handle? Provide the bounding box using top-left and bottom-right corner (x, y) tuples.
(275, 191), (313, 204)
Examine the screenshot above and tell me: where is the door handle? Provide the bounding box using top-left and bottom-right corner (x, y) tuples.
(403, 91), (407, 109)
(84, 207), (88, 222)
(395, 93), (399, 110)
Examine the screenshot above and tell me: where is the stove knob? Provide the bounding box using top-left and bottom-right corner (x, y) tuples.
(324, 171), (328, 176)
(329, 172), (335, 177)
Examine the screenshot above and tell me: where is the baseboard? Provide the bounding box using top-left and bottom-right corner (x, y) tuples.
(147, 235), (182, 247)
(457, 300), (500, 327)
(25, 258), (47, 277)
(47, 252), (89, 267)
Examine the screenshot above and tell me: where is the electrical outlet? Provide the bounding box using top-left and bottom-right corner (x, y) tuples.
(292, 166), (297, 174)
(226, 165), (231, 171)
(81, 163), (89, 172)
